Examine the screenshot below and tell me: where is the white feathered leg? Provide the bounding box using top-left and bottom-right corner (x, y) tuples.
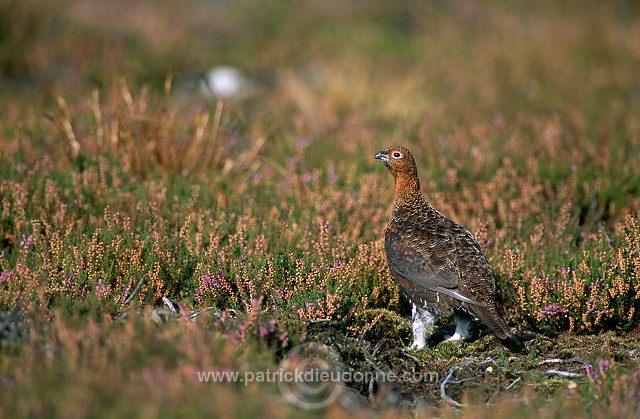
(445, 316), (471, 341)
(411, 304), (436, 350)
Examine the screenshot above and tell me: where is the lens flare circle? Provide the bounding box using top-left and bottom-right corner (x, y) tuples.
(278, 342), (344, 410)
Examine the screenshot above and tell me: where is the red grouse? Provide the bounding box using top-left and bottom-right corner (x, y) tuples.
(375, 146), (522, 351)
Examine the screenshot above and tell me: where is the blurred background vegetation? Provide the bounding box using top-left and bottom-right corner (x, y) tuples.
(2, 0), (639, 181)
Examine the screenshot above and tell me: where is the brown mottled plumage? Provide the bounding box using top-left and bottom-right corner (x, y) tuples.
(375, 146), (522, 351)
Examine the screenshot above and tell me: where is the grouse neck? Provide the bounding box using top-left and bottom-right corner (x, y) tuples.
(393, 172), (423, 207)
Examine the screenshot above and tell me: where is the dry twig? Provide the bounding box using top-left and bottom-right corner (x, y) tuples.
(440, 366), (464, 408)
(546, 369), (585, 378)
(122, 278), (144, 306)
(189, 307), (221, 320)
(487, 377), (523, 405)
(162, 297), (179, 317)
(538, 356), (586, 365)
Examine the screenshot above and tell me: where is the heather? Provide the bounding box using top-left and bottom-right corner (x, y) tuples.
(1, 0), (640, 417)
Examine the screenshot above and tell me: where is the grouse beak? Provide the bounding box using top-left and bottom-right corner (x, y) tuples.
(374, 150), (389, 163)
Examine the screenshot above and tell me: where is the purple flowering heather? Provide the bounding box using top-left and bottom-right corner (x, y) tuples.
(0, 270), (12, 283)
(198, 272), (234, 303)
(20, 234), (33, 247)
(539, 303), (569, 319)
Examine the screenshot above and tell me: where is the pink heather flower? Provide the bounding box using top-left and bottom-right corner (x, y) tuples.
(258, 320), (276, 338)
(295, 138), (310, 150)
(0, 270), (12, 283)
(20, 234), (33, 247)
(539, 303), (569, 319)
(201, 272), (234, 298)
(195, 287), (204, 304)
(327, 165), (338, 184)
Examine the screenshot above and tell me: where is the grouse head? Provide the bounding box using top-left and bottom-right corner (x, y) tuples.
(375, 146), (420, 196)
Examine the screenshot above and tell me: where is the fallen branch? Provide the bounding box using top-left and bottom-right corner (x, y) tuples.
(368, 377), (376, 401)
(440, 366), (464, 408)
(122, 278), (144, 306)
(188, 307), (221, 320)
(487, 376), (522, 405)
(505, 376), (522, 391)
(400, 348), (420, 363)
(449, 375), (481, 385)
(538, 356), (586, 366)
(162, 297), (179, 317)
(546, 369), (585, 378)
(371, 339), (398, 357)
(486, 387), (501, 406)
(364, 358), (385, 374)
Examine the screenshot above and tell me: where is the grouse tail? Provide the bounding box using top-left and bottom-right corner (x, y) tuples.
(467, 304), (524, 353)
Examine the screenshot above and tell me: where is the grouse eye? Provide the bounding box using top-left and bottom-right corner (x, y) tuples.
(392, 151), (403, 159)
